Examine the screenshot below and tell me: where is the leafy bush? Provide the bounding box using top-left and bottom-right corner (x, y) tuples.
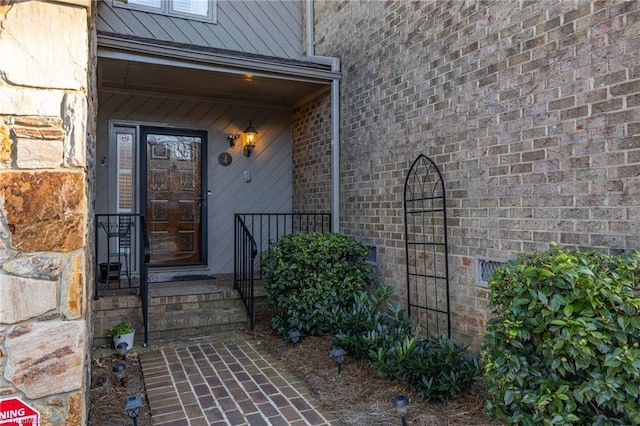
(262, 233), (480, 403)
(483, 243), (640, 425)
(401, 336), (481, 402)
(334, 284), (481, 402)
(331, 284), (412, 361)
(261, 232), (374, 338)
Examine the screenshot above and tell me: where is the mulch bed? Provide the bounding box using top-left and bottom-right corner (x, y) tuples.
(89, 317), (500, 425)
(250, 318), (500, 426)
(89, 348), (152, 426)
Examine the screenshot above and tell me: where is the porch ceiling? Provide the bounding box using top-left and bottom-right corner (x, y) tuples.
(99, 56), (330, 108)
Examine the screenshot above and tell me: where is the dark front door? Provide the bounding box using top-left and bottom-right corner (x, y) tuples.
(140, 127), (207, 266)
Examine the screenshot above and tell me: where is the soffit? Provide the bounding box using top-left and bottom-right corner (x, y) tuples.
(97, 33), (337, 108)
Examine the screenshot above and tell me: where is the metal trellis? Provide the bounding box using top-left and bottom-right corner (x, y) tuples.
(403, 154), (451, 338)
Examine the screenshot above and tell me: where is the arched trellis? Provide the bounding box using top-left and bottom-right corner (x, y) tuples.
(403, 154), (450, 338)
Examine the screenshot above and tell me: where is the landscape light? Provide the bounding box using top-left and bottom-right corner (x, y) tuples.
(330, 347), (346, 375)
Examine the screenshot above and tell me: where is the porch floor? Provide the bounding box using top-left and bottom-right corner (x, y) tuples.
(139, 333), (340, 425)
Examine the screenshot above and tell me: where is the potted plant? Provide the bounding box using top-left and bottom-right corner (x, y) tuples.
(106, 320), (135, 351)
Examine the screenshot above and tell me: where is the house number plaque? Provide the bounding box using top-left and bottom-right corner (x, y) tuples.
(218, 152), (232, 166)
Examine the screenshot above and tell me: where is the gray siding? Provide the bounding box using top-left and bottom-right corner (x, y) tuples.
(97, 0), (304, 59)
(97, 91), (293, 274)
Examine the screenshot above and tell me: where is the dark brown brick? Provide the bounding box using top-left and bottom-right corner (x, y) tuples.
(628, 122), (640, 135)
(522, 11), (546, 30)
(523, 35), (545, 50)
(521, 57), (549, 73)
(487, 60), (506, 74)
(544, 15), (561, 32)
(511, 163), (532, 174)
(508, 51), (531, 67)
(561, 106), (589, 120)
(533, 137), (559, 149)
(629, 93), (640, 108)
(608, 110), (636, 124)
(548, 97), (575, 111)
(610, 79), (640, 96)
(500, 88), (520, 101)
(548, 22), (575, 41)
(564, 3), (592, 22)
(594, 70), (628, 88)
(522, 150), (546, 162)
(628, 149), (640, 164)
(591, 98), (623, 114)
(479, 73), (497, 87)
(462, 40), (479, 55)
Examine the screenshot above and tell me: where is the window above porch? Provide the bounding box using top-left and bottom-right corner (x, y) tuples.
(112, 0), (217, 23)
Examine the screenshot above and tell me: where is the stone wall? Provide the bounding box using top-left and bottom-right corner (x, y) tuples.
(309, 0), (640, 348)
(0, 1), (91, 424)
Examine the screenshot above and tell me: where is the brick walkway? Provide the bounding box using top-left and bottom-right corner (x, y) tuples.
(140, 337), (340, 425)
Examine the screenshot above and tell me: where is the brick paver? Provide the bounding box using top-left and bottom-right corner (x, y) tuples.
(140, 337), (339, 425)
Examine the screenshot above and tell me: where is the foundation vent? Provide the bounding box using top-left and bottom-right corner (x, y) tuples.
(476, 257), (504, 287)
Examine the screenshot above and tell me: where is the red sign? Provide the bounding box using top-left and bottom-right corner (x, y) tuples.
(0, 398), (40, 426)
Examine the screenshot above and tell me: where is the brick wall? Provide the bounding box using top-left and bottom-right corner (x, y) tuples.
(292, 95), (333, 213)
(306, 0), (640, 348)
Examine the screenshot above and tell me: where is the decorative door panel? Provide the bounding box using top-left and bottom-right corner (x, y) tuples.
(141, 127), (207, 266)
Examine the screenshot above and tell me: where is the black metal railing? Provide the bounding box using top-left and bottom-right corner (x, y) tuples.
(94, 213), (151, 345)
(233, 213), (331, 329)
(234, 215), (258, 330)
(95, 214), (134, 294)
(139, 216), (151, 347)
(235, 213), (332, 279)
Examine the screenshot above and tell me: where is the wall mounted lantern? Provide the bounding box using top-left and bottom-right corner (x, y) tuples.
(226, 121), (258, 157)
(243, 120), (258, 157)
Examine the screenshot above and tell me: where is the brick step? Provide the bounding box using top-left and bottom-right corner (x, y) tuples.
(92, 276), (269, 348)
(148, 305), (250, 340)
(148, 293), (246, 313)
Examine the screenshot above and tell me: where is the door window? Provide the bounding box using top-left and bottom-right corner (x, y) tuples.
(141, 127), (208, 266)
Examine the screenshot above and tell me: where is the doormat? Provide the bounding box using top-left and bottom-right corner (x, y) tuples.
(148, 273), (216, 283)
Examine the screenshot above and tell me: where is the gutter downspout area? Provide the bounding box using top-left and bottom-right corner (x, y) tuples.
(329, 79), (340, 233)
(306, 0), (341, 234)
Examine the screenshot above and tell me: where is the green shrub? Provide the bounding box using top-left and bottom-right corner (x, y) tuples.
(482, 243), (640, 425)
(261, 232), (374, 338)
(401, 336), (480, 402)
(331, 284), (412, 361)
(334, 284), (481, 402)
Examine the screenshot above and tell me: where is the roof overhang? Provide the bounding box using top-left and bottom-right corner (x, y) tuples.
(97, 32), (340, 108)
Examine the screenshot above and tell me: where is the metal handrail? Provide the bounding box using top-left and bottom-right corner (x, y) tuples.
(233, 213), (331, 329)
(235, 213), (332, 279)
(234, 215), (258, 330)
(139, 215), (150, 347)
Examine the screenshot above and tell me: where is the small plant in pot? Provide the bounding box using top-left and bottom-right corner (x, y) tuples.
(106, 320), (135, 352)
